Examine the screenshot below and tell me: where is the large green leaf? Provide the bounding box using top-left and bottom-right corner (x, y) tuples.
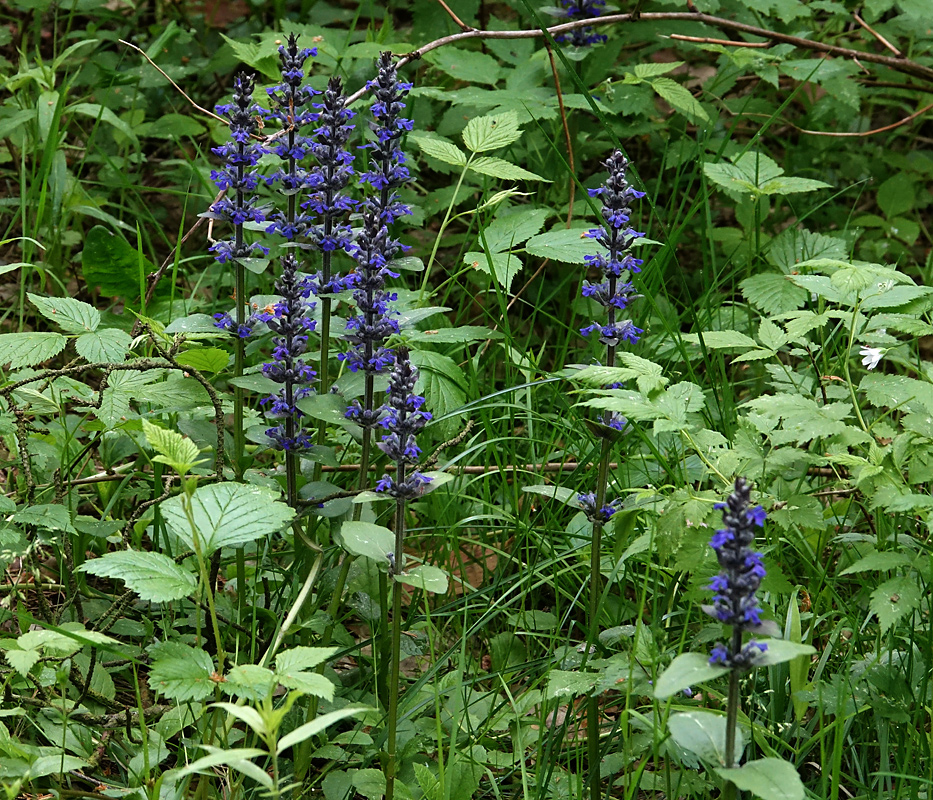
(462, 111), (521, 153)
(716, 758), (805, 800)
(0, 332), (67, 369)
(870, 575), (921, 633)
(337, 521), (394, 562)
(424, 47), (501, 85)
(669, 710), (744, 766)
(481, 207), (550, 253)
(28, 293), (100, 333)
(82, 225), (153, 298)
(160, 483), (294, 555)
(411, 133), (467, 167)
(469, 156), (548, 182)
(79, 550), (196, 602)
(464, 251), (522, 291)
(148, 645), (215, 701)
(654, 653), (730, 699)
(525, 227), (597, 263)
(75, 328), (132, 362)
(276, 707), (368, 754)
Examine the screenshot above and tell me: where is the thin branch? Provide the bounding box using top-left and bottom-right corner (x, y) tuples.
(432, 0), (474, 32)
(796, 101), (933, 137)
(669, 33), (770, 47)
(853, 12), (901, 56)
(546, 43), (575, 225)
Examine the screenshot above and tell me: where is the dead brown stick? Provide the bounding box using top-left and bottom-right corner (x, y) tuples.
(853, 12), (901, 57)
(432, 0), (474, 32)
(669, 33), (770, 47)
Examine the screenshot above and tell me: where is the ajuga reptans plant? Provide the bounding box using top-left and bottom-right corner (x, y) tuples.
(550, 0), (608, 46)
(577, 148), (647, 800)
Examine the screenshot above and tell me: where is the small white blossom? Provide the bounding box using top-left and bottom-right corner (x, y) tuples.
(860, 346), (884, 370)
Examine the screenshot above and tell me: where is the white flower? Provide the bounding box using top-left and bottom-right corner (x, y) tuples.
(860, 346), (884, 370)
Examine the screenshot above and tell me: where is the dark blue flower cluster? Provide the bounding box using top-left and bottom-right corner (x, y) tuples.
(707, 478), (769, 669)
(553, 0), (608, 47)
(375, 349), (432, 499)
(578, 492), (622, 523)
(580, 150), (645, 348)
(256, 253), (317, 450)
(264, 34), (319, 239)
(208, 71), (269, 267)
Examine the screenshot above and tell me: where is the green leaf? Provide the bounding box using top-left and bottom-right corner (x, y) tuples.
(396, 565), (449, 593)
(276, 707), (368, 754)
(481, 207), (550, 253)
(0, 332), (67, 369)
(877, 172), (915, 218)
(69, 102), (139, 145)
(94, 369), (163, 428)
(275, 646), (337, 674)
(29, 755), (89, 779)
(409, 349), (467, 433)
(352, 769), (386, 800)
(4, 647), (40, 677)
(337, 521), (394, 563)
(744, 394), (852, 445)
(523, 484), (576, 504)
(462, 111), (522, 153)
(669, 710), (743, 766)
(276, 669), (335, 699)
(160, 483), (294, 556)
(82, 226), (153, 298)
(682, 330), (758, 350)
(410, 133), (467, 167)
(574, 353), (669, 395)
(407, 325), (498, 344)
(753, 639), (816, 668)
(716, 758), (805, 800)
(148, 645), (215, 701)
(12, 503), (75, 533)
(224, 664), (276, 700)
(137, 112), (205, 140)
(79, 550), (196, 602)
(211, 702), (268, 737)
(75, 328), (132, 363)
(464, 251), (522, 291)
(649, 77), (709, 124)
(632, 61), (683, 79)
(175, 347), (230, 374)
(545, 670), (600, 700)
(525, 227), (596, 263)
(28, 293), (100, 333)
(740, 273), (807, 315)
(759, 176), (831, 195)
(469, 156), (548, 182)
(654, 653), (730, 699)
(174, 746), (272, 789)
(218, 33), (280, 80)
(870, 575), (921, 633)
(142, 419), (204, 473)
(840, 551), (911, 575)
(425, 47), (501, 85)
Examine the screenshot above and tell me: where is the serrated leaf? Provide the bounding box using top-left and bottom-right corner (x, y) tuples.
(396, 565), (449, 593)
(4, 647), (40, 678)
(574, 354), (669, 395)
(175, 347), (230, 373)
(669, 710), (743, 766)
(409, 349), (467, 434)
(525, 227), (596, 263)
(28, 293), (100, 333)
(277, 669), (336, 699)
(424, 47), (501, 85)
(0, 332), (67, 369)
(337, 521), (394, 562)
(94, 369), (163, 427)
(75, 328), (132, 362)
(79, 550), (196, 602)
(160, 483), (294, 556)
(840, 551), (911, 575)
(716, 758), (805, 800)
(650, 77), (709, 124)
(142, 419), (203, 472)
(411, 134), (467, 167)
(585, 382), (704, 435)
(148, 645), (215, 701)
(870, 575), (921, 633)
(683, 330), (758, 350)
(740, 273), (807, 315)
(760, 176), (831, 195)
(482, 208), (550, 253)
(464, 251), (522, 291)
(407, 326), (498, 344)
(82, 226), (154, 298)
(462, 111), (521, 152)
(654, 653), (730, 699)
(224, 664), (276, 700)
(469, 156), (548, 182)
(632, 61), (683, 79)
(275, 646), (338, 674)
(353, 769), (386, 800)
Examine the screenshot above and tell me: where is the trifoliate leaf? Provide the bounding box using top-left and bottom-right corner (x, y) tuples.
(469, 156), (549, 182)
(28, 293), (100, 333)
(411, 133), (467, 167)
(462, 110), (521, 153)
(79, 550), (196, 602)
(75, 328), (132, 362)
(0, 332), (67, 369)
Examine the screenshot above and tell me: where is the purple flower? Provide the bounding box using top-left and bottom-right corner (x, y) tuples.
(707, 478), (769, 670)
(551, 0), (608, 46)
(578, 492), (622, 523)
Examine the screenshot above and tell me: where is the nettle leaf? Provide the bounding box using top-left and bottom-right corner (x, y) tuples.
(482, 207), (550, 253)
(424, 47), (502, 86)
(469, 157), (548, 182)
(740, 273), (807, 315)
(161, 483), (294, 556)
(75, 328), (132, 363)
(870, 575), (921, 633)
(79, 550), (196, 603)
(669, 710), (744, 766)
(142, 419), (204, 473)
(716, 758), (805, 800)
(411, 133), (467, 167)
(175, 347), (230, 374)
(0, 332), (67, 369)
(462, 111), (522, 153)
(464, 251), (522, 291)
(28, 293), (100, 333)
(654, 653), (729, 699)
(649, 77), (709, 124)
(525, 227), (596, 263)
(148, 645), (215, 701)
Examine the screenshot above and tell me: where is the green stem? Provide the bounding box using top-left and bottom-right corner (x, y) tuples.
(385, 487), (406, 800)
(723, 626), (743, 799)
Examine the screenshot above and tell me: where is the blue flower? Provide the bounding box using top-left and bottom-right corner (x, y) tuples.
(707, 478), (769, 670)
(551, 0), (608, 46)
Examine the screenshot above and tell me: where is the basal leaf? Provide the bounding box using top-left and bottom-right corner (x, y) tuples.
(462, 110), (521, 153)
(160, 483), (294, 555)
(654, 653), (730, 699)
(0, 332), (67, 369)
(28, 293), (100, 333)
(669, 710), (744, 766)
(337, 521), (394, 562)
(716, 758), (805, 800)
(79, 550), (197, 602)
